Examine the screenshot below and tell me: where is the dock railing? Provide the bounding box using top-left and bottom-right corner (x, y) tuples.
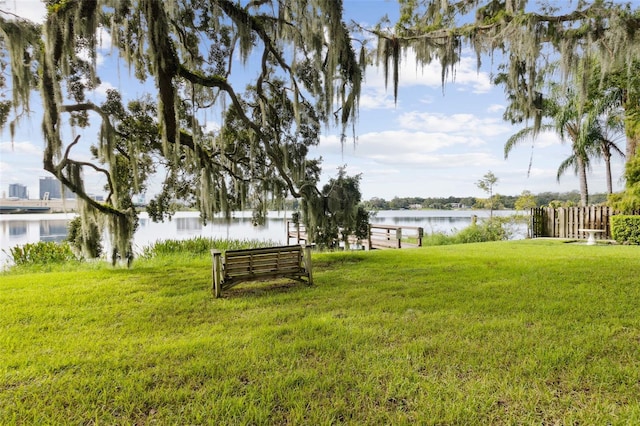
(286, 221), (308, 245)
(286, 221), (424, 250)
(368, 224), (424, 249)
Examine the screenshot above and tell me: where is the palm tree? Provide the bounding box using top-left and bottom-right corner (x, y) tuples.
(505, 85), (624, 206)
(554, 120), (597, 206)
(553, 96), (599, 207)
(585, 90), (626, 194)
(591, 117), (625, 194)
(504, 106), (595, 206)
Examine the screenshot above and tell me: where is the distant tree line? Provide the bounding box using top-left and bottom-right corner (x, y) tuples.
(359, 191), (610, 211)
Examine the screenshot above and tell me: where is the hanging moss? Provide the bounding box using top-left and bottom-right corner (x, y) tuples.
(375, 0), (640, 137)
(1, 0), (364, 262)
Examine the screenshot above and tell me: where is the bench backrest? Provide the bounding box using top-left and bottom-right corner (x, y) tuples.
(223, 245), (304, 279)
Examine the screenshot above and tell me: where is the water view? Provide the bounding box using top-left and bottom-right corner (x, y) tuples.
(0, 209), (525, 268)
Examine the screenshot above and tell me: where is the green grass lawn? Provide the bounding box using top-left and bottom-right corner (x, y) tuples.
(2, 239), (640, 424)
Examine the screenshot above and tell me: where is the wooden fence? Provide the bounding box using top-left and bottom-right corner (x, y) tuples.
(531, 206), (639, 241)
(286, 221), (423, 249)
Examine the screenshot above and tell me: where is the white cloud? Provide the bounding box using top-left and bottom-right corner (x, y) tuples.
(359, 89), (397, 110)
(87, 81), (117, 99)
(368, 151), (498, 168)
(204, 121), (221, 134)
(397, 111), (511, 138)
(360, 129), (476, 152)
(77, 28), (113, 66)
(487, 104), (505, 113)
(77, 48), (106, 67)
(533, 130), (563, 148)
(364, 50), (493, 94)
(0, 141), (42, 156)
(96, 27), (113, 50)
(2, 0), (46, 23)
(317, 129), (501, 171)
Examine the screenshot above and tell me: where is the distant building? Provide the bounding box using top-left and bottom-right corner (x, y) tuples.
(8, 183), (28, 199)
(39, 176), (75, 200)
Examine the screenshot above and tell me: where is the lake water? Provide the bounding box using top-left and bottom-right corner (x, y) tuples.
(0, 209), (525, 268)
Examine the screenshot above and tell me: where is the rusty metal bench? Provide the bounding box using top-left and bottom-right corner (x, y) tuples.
(211, 245), (313, 298)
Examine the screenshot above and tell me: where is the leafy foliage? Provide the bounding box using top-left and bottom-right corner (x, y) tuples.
(610, 215), (640, 245)
(454, 217), (507, 244)
(515, 191), (537, 211)
(609, 154), (640, 212)
(66, 215), (102, 259)
(476, 171), (499, 217)
(301, 168), (370, 249)
(4, 241), (77, 267)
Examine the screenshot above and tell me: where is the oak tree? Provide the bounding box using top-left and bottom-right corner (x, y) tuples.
(0, 0), (365, 260)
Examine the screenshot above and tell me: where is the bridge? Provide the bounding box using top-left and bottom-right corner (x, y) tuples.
(0, 198), (78, 214)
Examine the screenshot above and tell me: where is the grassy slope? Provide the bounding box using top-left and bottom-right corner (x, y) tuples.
(1, 240), (640, 424)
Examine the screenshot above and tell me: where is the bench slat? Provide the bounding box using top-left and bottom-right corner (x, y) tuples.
(224, 257), (301, 268)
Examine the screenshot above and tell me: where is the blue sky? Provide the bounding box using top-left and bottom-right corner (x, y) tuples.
(0, 0), (629, 201)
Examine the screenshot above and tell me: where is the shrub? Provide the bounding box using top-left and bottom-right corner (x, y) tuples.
(610, 215), (640, 245)
(419, 215), (524, 246)
(422, 231), (456, 246)
(140, 237), (282, 259)
(453, 217), (507, 244)
(5, 241), (78, 267)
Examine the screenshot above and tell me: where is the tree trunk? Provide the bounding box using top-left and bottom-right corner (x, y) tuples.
(604, 150), (613, 194)
(577, 157), (589, 206)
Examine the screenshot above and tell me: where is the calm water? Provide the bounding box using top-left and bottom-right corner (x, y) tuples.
(0, 209), (524, 267)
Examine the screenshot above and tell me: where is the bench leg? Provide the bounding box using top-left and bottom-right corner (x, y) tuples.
(303, 245), (314, 285)
(212, 250), (222, 298)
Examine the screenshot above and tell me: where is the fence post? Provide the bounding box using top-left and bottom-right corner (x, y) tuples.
(417, 227), (423, 247)
(396, 228), (402, 248)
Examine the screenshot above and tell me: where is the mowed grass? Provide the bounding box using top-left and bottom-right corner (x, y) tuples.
(2, 239), (640, 424)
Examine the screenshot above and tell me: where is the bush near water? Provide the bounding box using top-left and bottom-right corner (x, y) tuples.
(4, 241), (78, 268)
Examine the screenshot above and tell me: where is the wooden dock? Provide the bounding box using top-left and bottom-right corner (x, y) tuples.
(286, 221), (424, 250)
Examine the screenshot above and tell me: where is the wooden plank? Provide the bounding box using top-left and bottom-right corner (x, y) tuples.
(225, 245), (302, 256)
(225, 253), (300, 266)
(370, 239), (401, 249)
(369, 224), (424, 231)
